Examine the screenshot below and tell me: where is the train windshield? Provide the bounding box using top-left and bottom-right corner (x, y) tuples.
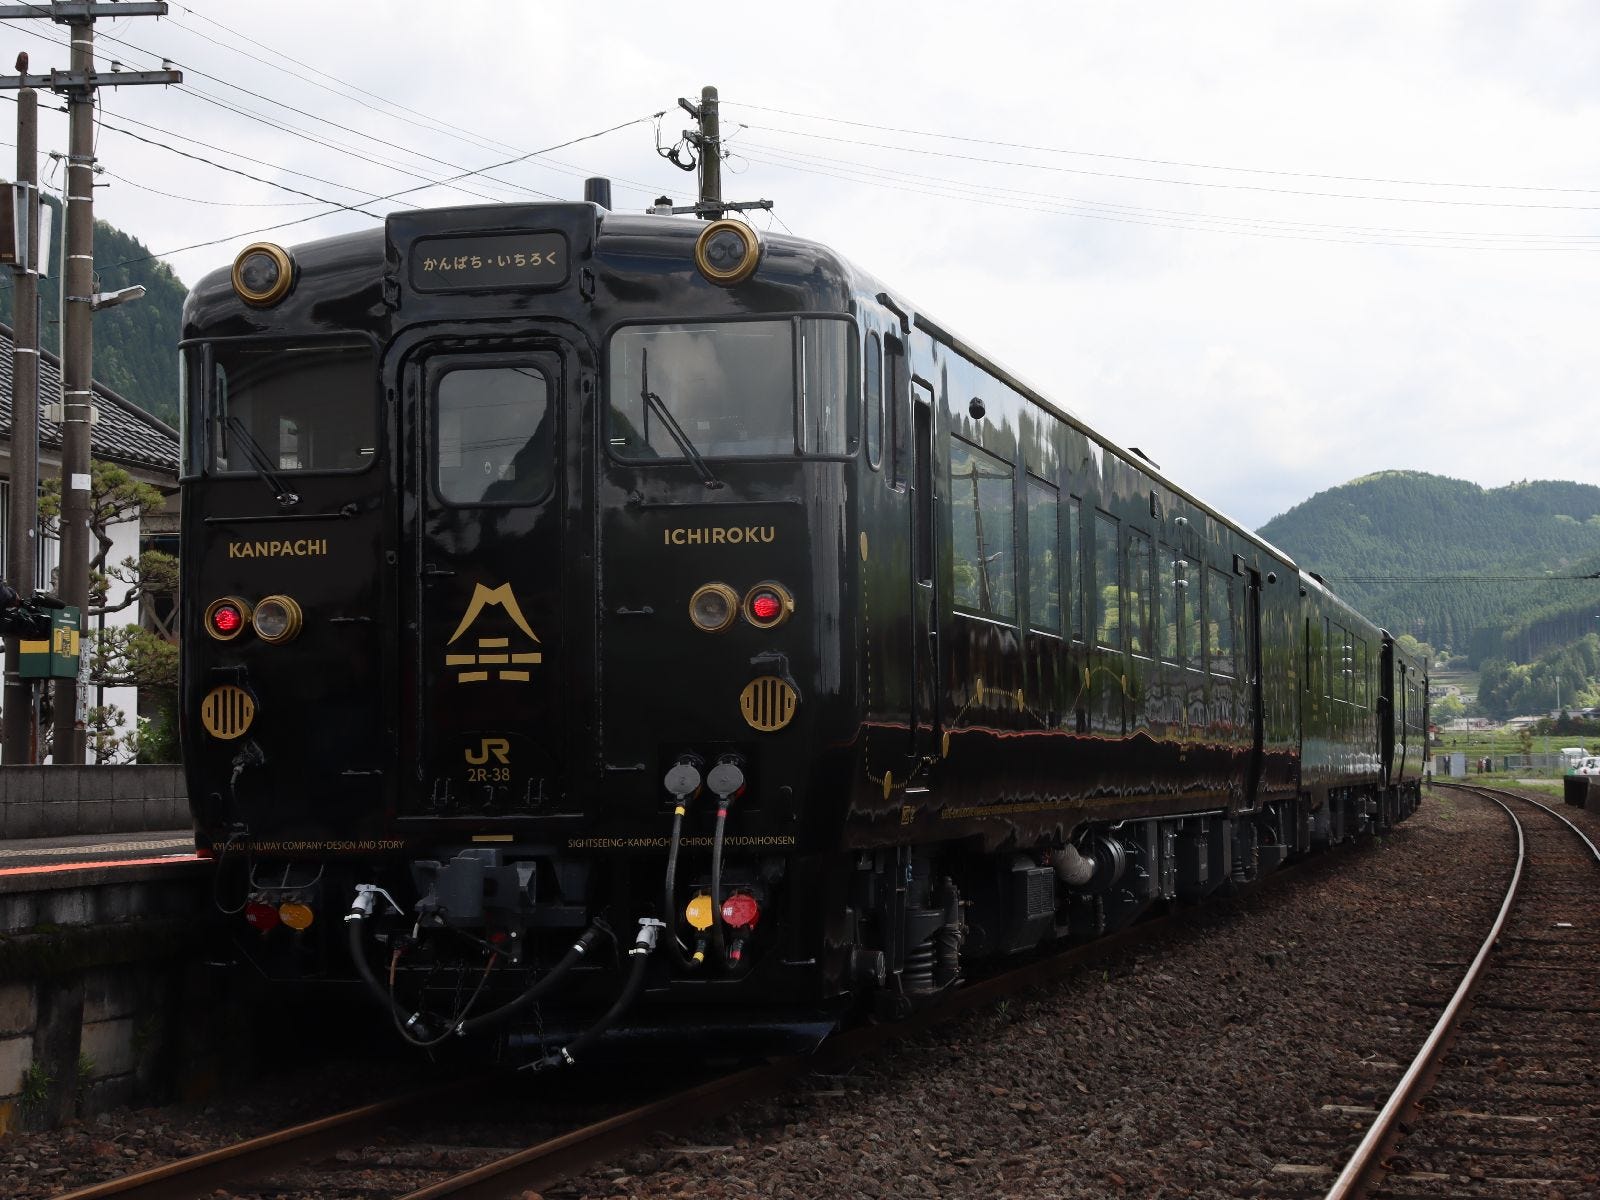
(606, 318), (854, 460)
(207, 340), (378, 474)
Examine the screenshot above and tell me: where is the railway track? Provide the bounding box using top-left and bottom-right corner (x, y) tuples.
(1315, 783), (1600, 1199)
(52, 857), (1332, 1200)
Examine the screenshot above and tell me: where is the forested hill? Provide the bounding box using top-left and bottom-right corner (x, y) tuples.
(0, 204), (185, 426)
(1258, 472), (1600, 710)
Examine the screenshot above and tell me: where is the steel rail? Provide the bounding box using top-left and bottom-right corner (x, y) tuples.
(399, 857), (1339, 1200)
(1320, 782), (1594, 1200)
(49, 1074), (495, 1200)
(45, 837), (1350, 1200)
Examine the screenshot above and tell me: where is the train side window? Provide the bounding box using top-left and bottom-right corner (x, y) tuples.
(1126, 530), (1153, 657)
(1159, 544), (1178, 664)
(435, 364), (551, 505)
(798, 318), (855, 456)
(1324, 624), (1337, 700)
(1094, 512), (1120, 649)
(1206, 567), (1234, 676)
(1067, 497), (1084, 641)
(1358, 640), (1369, 707)
(864, 332), (883, 470)
(1179, 556), (1201, 670)
(950, 436), (1015, 619)
(1026, 476), (1060, 633)
(886, 335), (908, 489)
(1327, 622), (1350, 701)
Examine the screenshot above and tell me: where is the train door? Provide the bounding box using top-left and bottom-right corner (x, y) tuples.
(1378, 638), (1397, 786)
(398, 337), (573, 820)
(910, 381), (940, 762)
(1243, 563), (1265, 807)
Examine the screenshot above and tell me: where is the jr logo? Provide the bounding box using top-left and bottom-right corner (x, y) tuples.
(465, 738), (511, 765)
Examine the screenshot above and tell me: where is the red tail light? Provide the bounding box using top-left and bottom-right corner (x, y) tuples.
(721, 892), (760, 929)
(205, 596), (252, 641)
(244, 900), (281, 932)
(743, 582), (794, 630)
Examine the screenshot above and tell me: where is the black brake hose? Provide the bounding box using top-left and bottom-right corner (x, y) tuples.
(663, 802), (693, 969)
(455, 923), (605, 1036)
(709, 797), (730, 963)
(533, 919), (661, 1069)
(346, 910), (416, 1028)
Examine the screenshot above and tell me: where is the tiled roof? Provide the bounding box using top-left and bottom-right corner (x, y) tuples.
(0, 322), (179, 475)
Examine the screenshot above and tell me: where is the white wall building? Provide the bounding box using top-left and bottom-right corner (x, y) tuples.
(0, 321), (179, 763)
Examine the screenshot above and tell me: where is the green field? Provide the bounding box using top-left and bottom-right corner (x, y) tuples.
(1431, 725), (1600, 780)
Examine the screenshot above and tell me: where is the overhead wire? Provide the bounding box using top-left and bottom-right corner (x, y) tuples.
(724, 100), (1600, 197)
(739, 140), (1600, 249)
(735, 144), (1600, 253)
(729, 119), (1600, 213)
(90, 18), (675, 206)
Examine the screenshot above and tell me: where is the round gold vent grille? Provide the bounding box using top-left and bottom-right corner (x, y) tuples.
(739, 676), (797, 732)
(200, 685), (255, 740)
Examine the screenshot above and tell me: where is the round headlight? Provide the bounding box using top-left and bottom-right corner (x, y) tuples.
(689, 582), (740, 633)
(205, 596), (252, 641)
(694, 220), (761, 286)
(743, 581), (794, 630)
(231, 242), (294, 306)
(251, 594), (303, 644)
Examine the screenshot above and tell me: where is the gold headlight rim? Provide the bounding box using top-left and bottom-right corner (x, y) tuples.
(231, 241), (294, 307)
(688, 582), (741, 633)
(251, 593), (304, 645)
(743, 581), (795, 630)
(204, 596), (253, 642)
(693, 220), (762, 286)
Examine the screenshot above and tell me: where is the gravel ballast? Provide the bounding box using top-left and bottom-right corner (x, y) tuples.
(3, 788), (1523, 1199)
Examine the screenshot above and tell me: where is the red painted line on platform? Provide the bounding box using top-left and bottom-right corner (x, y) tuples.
(0, 853), (203, 878)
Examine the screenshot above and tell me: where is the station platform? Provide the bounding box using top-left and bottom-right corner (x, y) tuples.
(0, 828), (198, 877)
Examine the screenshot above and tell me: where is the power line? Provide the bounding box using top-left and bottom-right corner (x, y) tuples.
(724, 100), (1600, 197)
(116, 114), (660, 268)
(164, 4), (524, 162)
(90, 18), (677, 208)
(735, 145), (1600, 253)
(731, 119), (1600, 213)
(739, 140), (1600, 249)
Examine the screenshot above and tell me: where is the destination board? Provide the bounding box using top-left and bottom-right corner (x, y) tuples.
(411, 232), (567, 291)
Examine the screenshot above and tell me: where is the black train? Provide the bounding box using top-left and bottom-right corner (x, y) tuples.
(179, 189), (1428, 1061)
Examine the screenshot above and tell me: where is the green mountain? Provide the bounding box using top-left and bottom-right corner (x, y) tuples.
(1258, 471), (1600, 716)
(0, 203), (185, 426)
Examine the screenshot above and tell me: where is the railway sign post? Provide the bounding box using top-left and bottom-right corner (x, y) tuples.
(18, 604), (81, 679)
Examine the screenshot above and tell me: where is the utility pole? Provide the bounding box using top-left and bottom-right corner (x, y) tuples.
(0, 2), (180, 763)
(679, 86), (722, 219)
(3, 75), (40, 762)
(666, 85), (772, 223)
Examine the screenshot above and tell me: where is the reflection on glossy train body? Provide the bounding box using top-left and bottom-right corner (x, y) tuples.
(178, 193), (1428, 1062)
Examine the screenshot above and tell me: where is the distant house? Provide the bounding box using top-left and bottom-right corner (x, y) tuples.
(0, 321), (179, 762)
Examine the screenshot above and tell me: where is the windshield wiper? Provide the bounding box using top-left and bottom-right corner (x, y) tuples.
(641, 348), (722, 490)
(224, 415), (300, 509)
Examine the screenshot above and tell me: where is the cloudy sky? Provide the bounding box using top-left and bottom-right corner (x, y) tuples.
(4, 0), (1596, 527)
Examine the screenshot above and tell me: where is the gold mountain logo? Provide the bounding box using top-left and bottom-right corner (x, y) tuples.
(445, 582), (542, 684)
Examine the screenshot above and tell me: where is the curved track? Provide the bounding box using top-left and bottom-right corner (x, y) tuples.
(1323, 783), (1600, 1199)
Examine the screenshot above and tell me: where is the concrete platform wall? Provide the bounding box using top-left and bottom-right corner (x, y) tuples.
(0, 862), (218, 1132)
(0, 766), (187, 838)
